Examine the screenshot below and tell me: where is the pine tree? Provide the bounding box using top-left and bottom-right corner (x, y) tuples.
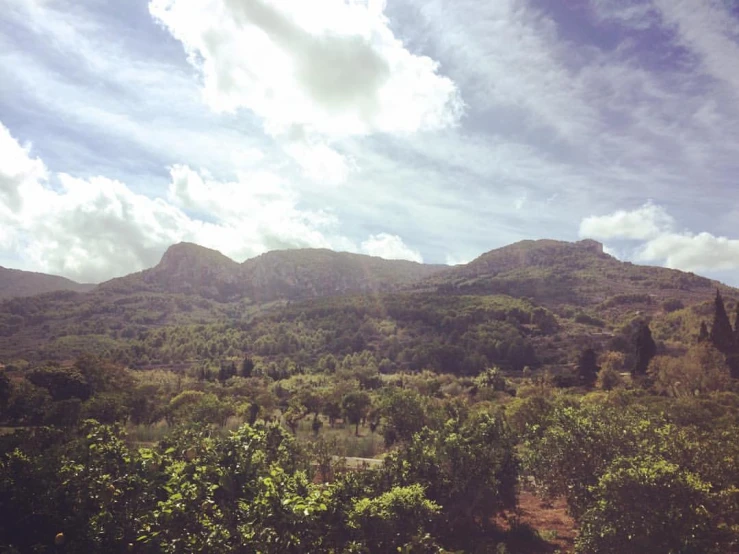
(709, 290), (734, 353)
(632, 321), (656, 375)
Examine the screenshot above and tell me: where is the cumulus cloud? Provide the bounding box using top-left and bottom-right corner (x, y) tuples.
(580, 202), (739, 273)
(637, 232), (739, 272)
(0, 121), (422, 282)
(360, 233), (423, 262)
(579, 202), (675, 241)
(148, 0), (463, 138)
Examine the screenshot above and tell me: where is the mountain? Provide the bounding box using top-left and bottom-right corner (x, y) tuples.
(100, 243), (446, 302)
(0, 238), (736, 368)
(0, 266), (94, 299)
(426, 239), (721, 311)
(101, 242), (242, 299)
(240, 248), (445, 301)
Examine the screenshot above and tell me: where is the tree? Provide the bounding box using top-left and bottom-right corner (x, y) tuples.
(347, 485), (440, 552)
(241, 357), (255, 378)
(576, 456), (717, 554)
(27, 366), (91, 401)
(0, 371), (10, 414)
(383, 412), (518, 535)
(341, 391), (371, 436)
(709, 290), (734, 352)
(632, 321), (656, 376)
(648, 344), (731, 397)
(218, 361), (237, 383)
(577, 348), (599, 387)
(698, 321), (709, 343)
(380, 389), (427, 446)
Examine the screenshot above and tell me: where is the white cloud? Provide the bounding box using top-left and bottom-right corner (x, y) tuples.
(360, 233), (422, 262)
(637, 232), (739, 272)
(580, 202), (739, 273)
(284, 142), (355, 186)
(149, 0), (463, 138)
(654, 0), (739, 98)
(0, 121), (422, 281)
(579, 202), (675, 241)
(0, 123), (48, 215)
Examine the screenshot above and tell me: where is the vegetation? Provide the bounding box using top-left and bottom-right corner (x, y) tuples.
(1, 239), (738, 552)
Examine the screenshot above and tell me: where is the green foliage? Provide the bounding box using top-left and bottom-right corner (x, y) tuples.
(347, 484), (440, 553)
(632, 321), (656, 375)
(662, 298), (685, 313)
(649, 344), (732, 397)
(379, 388), (429, 446)
(342, 391), (371, 436)
(577, 456), (720, 554)
(382, 412), (518, 537)
(27, 366), (91, 401)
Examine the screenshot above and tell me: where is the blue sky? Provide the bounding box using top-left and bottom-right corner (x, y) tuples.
(1, 0), (739, 284)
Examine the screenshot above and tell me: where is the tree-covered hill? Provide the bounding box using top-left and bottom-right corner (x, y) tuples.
(0, 238), (737, 371)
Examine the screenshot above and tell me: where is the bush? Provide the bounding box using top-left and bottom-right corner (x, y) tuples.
(577, 456), (720, 554)
(662, 298), (685, 313)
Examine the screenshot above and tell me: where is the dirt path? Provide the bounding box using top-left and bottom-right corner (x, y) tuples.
(512, 492), (576, 553)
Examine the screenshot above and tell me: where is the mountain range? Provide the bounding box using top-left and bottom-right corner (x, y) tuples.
(0, 238), (734, 367)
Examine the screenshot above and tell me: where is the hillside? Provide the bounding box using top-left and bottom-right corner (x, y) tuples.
(0, 238), (736, 369)
(428, 239), (723, 312)
(0, 266), (94, 299)
(99, 243), (445, 302)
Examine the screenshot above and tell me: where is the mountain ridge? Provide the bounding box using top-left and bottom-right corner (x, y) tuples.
(98, 242), (447, 302)
(1, 238), (737, 366)
(0, 266), (95, 300)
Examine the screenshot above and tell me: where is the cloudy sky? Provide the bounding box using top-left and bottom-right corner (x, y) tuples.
(2, 0), (739, 284)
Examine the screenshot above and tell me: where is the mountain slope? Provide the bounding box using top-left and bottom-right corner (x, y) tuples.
(100, 243), (446, 301)
(0, 266), (94, 299)
(100, 242), (242, 299)
(240, 248), (445, 301)
(1, 239), (736, 368)
(426, 239), (720, 311)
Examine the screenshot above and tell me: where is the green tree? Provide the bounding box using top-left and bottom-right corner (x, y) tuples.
(632, 321), (656, 376)
(648, 344), (731, 397)
(709, 290), (734, 353)
(698, 321), (709, 343)
(241, 356), (255, 378)
(347, 485), (440, 552)
(577, 456), (718, 554)
(577, 348), (599, 387)
(27, 366), (91, 401)
(380, 389), (427, 447)
(382, 413), (518, 537)
(342, 391), (371, 436)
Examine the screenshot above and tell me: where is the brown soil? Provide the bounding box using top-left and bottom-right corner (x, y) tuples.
(497, 491), (577, 553)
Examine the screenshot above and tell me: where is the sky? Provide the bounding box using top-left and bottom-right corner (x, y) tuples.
(1, 0), (739, 284)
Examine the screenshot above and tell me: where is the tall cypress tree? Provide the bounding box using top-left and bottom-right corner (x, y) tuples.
(632, 321), (656, 376)
(577, 348), (599, 387)
(709, 290), (734, 354)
